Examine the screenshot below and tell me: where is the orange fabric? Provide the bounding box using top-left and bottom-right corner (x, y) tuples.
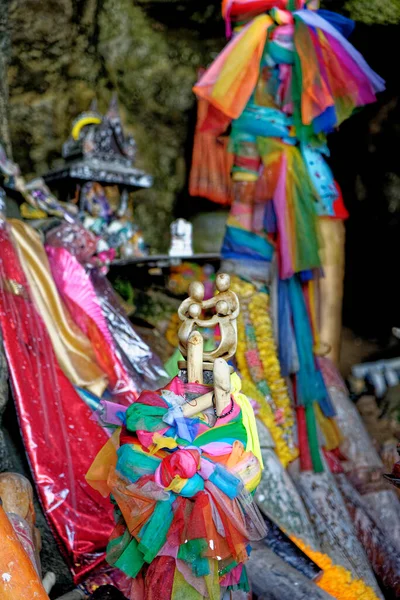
(85, 428), (120, 497)
(226, 440), (252, 469)
(0, 506), (49, 599)
(217, 502), (248, 563)
(108, 468), (157, 538)
(295, 21), (333, 126)
(201, 496), (231, 560)
(193, 15), (272, 120)
(189, 100), (234, 205)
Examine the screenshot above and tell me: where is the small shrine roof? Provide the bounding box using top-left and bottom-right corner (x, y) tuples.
(43, 96), (152, 190)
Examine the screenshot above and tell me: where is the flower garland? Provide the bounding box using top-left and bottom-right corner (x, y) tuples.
(248, 292), (296, 443)
(249, 293), (293, 420)
(290, 536), (381, 600)
(166, 313), (180, 347)
(231, 275), (298, 467)
(165, 311), (221, 349)
(242, 296), (273, 401)
(167, 262), (215, 297)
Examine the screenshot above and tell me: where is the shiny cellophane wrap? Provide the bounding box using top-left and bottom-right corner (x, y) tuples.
(45, 221), (97, 263)
(0, 220), (114, 582)
(7, 512), (40, 575)
(320, 357), (400, 555)
(294, 469), (382, 596)
(89, 269), (168, 391)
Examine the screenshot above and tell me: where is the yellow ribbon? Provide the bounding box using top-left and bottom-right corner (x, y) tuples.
(231, 372), (264, 471)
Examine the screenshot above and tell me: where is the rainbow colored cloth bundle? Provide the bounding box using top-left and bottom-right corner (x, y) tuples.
(192, 0), (384, 268)
(86, 373), (266, 599)
(191, 0), (385, 473)
(193, 0), (384, 240)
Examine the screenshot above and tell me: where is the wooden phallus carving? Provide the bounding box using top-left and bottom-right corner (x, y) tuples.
(177, 273), (238, 419)
(177, 272), (239, 367)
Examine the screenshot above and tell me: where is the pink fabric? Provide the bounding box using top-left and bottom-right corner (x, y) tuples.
(46, 246), (113, 345)
(199, 457), (216, 479)
(273, 153), (293, 279)
(220, 563), (243, 586)
(200, 442), (236, 456)
(46, 245), (139, 406)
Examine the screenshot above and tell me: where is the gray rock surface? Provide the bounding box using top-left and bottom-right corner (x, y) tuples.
(0, 0), (11, 154)
(247, 542), (334, 600)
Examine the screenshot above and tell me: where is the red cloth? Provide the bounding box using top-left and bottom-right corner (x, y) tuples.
(189, 98), (233, 206)
(296, 406), (313, 472)
(0, 225), (114, 582)
(332, 181), (349, 220)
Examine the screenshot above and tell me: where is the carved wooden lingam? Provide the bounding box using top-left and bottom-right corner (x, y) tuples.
(177, 272), (239, 368)
(177, 272), (238, 419)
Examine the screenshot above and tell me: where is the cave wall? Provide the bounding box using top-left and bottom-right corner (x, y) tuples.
(6, 0), (224, 250)
(0, 0), (11, 154)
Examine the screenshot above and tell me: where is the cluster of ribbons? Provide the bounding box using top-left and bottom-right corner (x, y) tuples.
(86, 373), (266, 598)
(191, 0), (384, 471)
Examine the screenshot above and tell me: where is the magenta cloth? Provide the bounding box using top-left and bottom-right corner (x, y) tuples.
(0, 225), (114, 582)
(273, 153), (293, 279)
(46, 245), (113, 345)
(45, 244), (139, 405)
(296, 10), (385, 94)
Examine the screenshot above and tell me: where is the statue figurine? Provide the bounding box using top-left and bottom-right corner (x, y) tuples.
(177, 272), (239, 366)
(168, 218), (193, 257)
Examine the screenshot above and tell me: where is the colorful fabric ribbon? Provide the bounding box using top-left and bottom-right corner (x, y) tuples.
(86, 374), (266, 598)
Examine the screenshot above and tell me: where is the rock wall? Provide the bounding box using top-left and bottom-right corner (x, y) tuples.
(6, 0), (224, 250)
(0, 0), (11, 154)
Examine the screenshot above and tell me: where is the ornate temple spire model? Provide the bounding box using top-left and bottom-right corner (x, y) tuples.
(41, 95), (152, 259)
(44, 95), (152, 192)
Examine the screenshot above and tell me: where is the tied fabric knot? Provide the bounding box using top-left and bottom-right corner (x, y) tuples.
(270, 7), (294, 24)
(162, 390), (199, 442)
(155, 449), (202, 496)
(153, 447), (244, 499)
(222, 0), (313, 38)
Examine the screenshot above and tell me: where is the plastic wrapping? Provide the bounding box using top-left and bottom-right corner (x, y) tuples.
(322, 360), (400, 556)
(0, 215), (169, 584)
(45, 222), (167, 396)
(0, 472), (41, 575)
(7, 513), (39, 575)
(89, 269), (168, 390)
(0, 219), (114, 580)
(0, 505), (48, 600)
(294, 469), (382, 597)
(45, 222), (97, 263)
(45, 244), (141, 406)
(261, 512), (321, 581)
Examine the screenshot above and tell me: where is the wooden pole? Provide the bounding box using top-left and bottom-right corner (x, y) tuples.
(318, 219), (346, 365)
(187, 330), (204, 384)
